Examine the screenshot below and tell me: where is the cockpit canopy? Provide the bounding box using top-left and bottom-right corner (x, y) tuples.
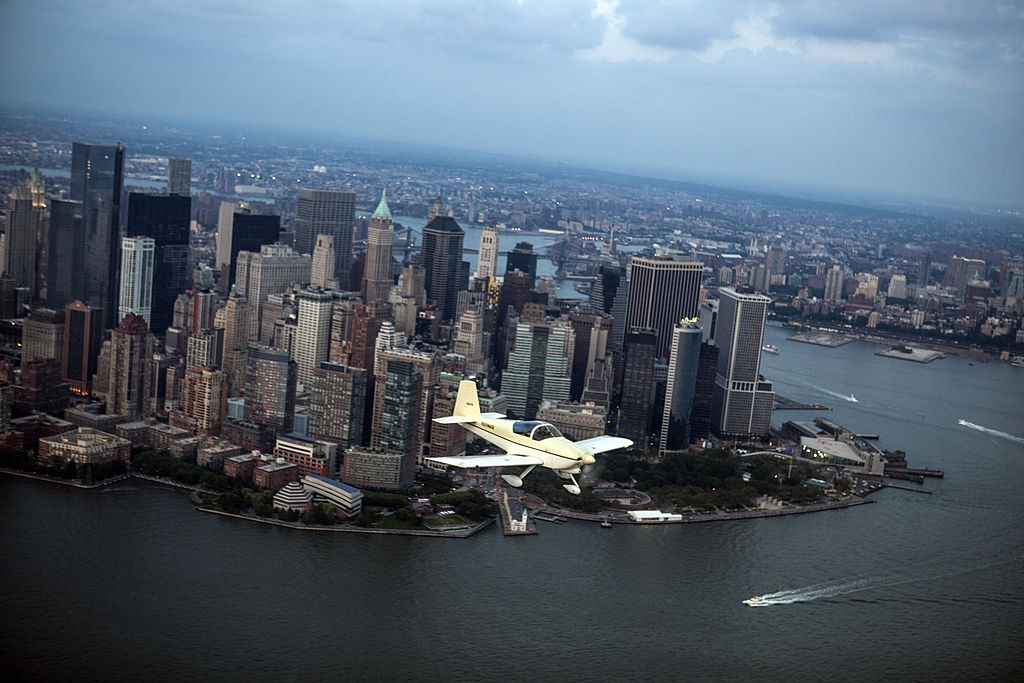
(512, 421), (563, 441)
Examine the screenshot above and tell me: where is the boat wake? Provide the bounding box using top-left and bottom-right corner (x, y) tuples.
(744, 579), (874, 607)
(957, 419), (1024, 445)
(807, 383), (859, 404)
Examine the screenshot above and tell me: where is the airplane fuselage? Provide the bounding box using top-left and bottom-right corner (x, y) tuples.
(465, 419), (593, 474)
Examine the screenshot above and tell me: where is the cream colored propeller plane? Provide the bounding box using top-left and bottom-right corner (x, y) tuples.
(431, 380), (633, 494)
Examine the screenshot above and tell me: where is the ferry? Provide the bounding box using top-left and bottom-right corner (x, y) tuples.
(761, 344), (780, 355)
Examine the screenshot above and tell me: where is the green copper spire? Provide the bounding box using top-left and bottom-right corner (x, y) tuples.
(372, 188), (392, 220)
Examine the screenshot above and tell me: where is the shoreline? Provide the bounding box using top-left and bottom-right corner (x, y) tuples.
(196, 506), (496, 538)
(544, 497), (874, 525)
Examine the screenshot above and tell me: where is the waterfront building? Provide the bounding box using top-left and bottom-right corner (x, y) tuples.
(106, 314), (155, 421)
(62, 300), (104, 396)
(167, 157), (191, 196)
(118, 237), (155, 327)
(45, 199), (84, 312)
(502, 318), (573, 419)
(624, 254), (703, 360)
(125, 193), (191, 336)
(800, 436), (885, 476)
(371, 347), (437, 456)
(310, 234), (336, 290)
(195, 439), (246, 470)
(21, 308), (64, 370)
(272, 481), (314, 513)
(254, 458), (300, 491)
(617, 328), (657, 446)
(340, 448), (412, 490)
(421, 215), (465, 321)
(294, 188), (355, 287)
(38, 427), (131, 465)
(71, 141), (124, 329)
(273, 435), (338, 478)
(660, 319), (702, 454)
(294, 288), (334, 386)
(300, 474), (362, 518)
(308, 361), (367, 450)
(690, 343), (719, 442)
(476, 224), (499, 280)
(362, 190), (394, 305)
(711, 287), (774, 438)
(223, 453), (257, 480)
(244, 345), (297, 435)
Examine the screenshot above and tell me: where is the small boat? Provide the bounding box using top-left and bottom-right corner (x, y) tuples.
(600, 519), (612, 528)
(743, 596), (770, 607)
(761, 344), (780, 354)
(847, 394), (858, 403)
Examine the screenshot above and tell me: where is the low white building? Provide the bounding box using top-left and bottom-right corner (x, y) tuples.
(628, 510), (683, 523)
(273, 481), (313, 512)
(300, 474), (362, 518)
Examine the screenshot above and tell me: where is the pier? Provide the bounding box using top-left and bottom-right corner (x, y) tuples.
(497, 489), (537, 535)
(774, 395), (831, 411)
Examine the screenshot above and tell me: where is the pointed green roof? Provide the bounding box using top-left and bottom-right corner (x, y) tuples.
(372, 189), (392, 220)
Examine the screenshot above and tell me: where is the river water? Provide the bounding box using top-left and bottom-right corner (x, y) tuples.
(2, 327), (1022, 680)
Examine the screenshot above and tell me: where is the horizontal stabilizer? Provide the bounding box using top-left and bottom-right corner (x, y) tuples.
(480, 412), (506, 420)
(428, 454), (544, 469)
(576, 435), (633, 454)
(432, 415), (479, 425)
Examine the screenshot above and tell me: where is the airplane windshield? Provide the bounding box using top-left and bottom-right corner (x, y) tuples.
(531, 424), (561, 441)
(512, 421), (540, 436)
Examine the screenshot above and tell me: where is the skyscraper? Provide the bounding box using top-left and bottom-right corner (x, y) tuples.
(221, 293), (251, 395)
(244, 345), (297, 435)
(476, 224), (499, 280)
(71, 142), (124, 330)
(505, 242), (537, 287)
(21, 308), (64, 370)
(362, 190), (394, 304)
(226, 213), (281, 288)
(711, 287), (774, 438)
(502, 319), (572, 419)
(569, 309), (612, 401)
(294, 188), (355, 287)
(824, 265), (844, 302)
(167, 157), (191, 196)
(107, 314), (154, 420)
(617, 328), (657, 446)
(309, 361), (367, 449)
(171, 368), (226, 436)
(379, 359), (422, 468)
(660, 319), (702, 454)
(46, 200), (84, 312)
(63, 300), (104, 396)
(234, 243), (311, 339)
(421, 215), (465, 321)
(311, 234), (336, 289)
(294, 288), (334, 386)
(118, 237), (155, 327)
(452, 304), (486, 374)
(4, 186), (39, 296)
(624, 254), (703, 360)
(125, 193), (191, 336)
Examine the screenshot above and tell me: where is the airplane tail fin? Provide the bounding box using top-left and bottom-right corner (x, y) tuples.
(452, 379), (481, 419)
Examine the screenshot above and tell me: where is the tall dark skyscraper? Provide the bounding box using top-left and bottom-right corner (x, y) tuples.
(624, 253), (703, 360)
(294, 189), (355, 288)
(617, 328), (657, 446)
(63, 300), (104, 396)
(505, 242), (538, 287)
(660, 319), (702, 454)
(421, 216), (464, 321)
(71, 142), (124, 330)
(227, 213), (280, 287)
(46, 199), (84, 311)
(126, 193), (191, 336)
(711, 287), (774, 437)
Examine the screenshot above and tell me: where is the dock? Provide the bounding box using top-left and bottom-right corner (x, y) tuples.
(498, 489), (536, 536)
(532, 512), (568, 524)
(884, 483), (932, 495)
(774, 395), (830, 411)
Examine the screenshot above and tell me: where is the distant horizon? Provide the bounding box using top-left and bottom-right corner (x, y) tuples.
(3, 100), (1019, 219)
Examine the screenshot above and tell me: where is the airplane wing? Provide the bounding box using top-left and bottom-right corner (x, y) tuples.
(432, 412), (506, 425)
(428, 454), (544, 469)
(575, 435), (633, 454)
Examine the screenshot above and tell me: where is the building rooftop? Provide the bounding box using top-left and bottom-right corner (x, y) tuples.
(304, 473), (360, 494)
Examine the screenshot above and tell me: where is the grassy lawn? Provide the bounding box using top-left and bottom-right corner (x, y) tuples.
(422, 515), (469, 528)
(375, 515), (424, 530)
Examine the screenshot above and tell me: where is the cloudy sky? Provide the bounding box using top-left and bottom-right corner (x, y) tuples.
(2, 0), (1022, 207)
